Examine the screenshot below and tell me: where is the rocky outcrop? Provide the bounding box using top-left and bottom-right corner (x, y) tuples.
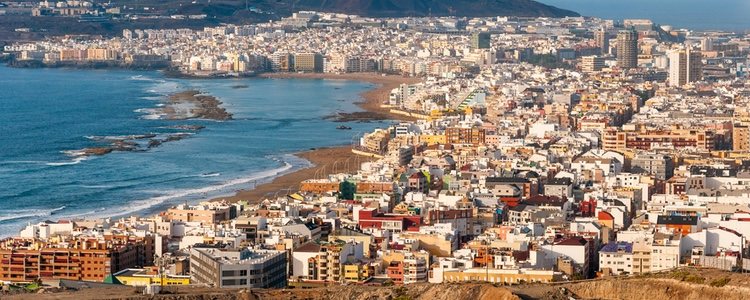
(65, 132), (198, 159)
(160, 90), (233, 121)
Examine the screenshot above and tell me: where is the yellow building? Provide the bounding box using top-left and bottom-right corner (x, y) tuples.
(342, 262), (372, 283)
(294, 52), (323, 73)
(439, 268), (560, 284)
(419, 134), (447, 145)
(113, 268), (190, 286)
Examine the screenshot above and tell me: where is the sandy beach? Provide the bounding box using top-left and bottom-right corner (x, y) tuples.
(206, 72), (421, 204)
(210, 146), (374, 203)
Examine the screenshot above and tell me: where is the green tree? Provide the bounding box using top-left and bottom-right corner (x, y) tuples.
(339, 181), (356, 200)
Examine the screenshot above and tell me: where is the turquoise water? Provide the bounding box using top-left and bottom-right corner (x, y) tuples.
(0, 65), (385, 236)
(540, 0), (750, 31)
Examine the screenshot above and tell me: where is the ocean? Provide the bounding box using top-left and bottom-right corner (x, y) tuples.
(540, 0), (750, 32)
(0, 65), (384, 236)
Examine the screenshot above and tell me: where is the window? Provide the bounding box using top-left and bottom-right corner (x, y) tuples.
(222, 279), (238, 286)
(240, 270), (247, 276)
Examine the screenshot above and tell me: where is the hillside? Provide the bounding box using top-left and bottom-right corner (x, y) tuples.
(0, 0), (577, 42)
(288, 0), (578, 18)
(5, 268), (750, 300)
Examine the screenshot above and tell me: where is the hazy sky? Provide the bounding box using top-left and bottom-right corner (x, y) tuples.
(539, 0), (750, 31)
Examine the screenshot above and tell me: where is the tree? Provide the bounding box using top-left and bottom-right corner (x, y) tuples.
(339, 181), (356, 200)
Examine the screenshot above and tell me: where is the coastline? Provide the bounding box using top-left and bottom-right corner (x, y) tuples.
(207, 73), (421, 204)
(209, 146), (374, 203)
(260, 72), (422, 122)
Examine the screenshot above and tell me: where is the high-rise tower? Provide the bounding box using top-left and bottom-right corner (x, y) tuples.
(595, 30), (608, 55)
(668, 48), (702, 87)
(616, 29), (638, 69)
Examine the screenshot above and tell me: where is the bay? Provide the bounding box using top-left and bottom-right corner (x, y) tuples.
(0, 65), (384, 236)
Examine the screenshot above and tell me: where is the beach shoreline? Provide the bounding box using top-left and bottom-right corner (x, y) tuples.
(205, 72), (420, 204)
(209, 146), (374, 204)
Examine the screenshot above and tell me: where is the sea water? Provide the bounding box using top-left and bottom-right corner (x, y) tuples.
(0, 65), (385, 236)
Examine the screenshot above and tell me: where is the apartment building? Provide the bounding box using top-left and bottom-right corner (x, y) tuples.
(386, 254), (427, 284)
(0, 236), (154, 283)
(616, 29), (638, 69)
(446, 126), (486, 145)
(342, 261), (373, 283)
(290, 240), (364, 283)
(164, 203), (237, 224)
(733, 121), (750, 151)
(631, 153), (674, 180)
(581, 56), (604, 73)
(299, 179), (341, 194)
(668, 47), (702, 87)
(294, 52), (323, 73)
(598, 241), (633, 276)
(360, 128), (391, 154)
(603, 128), (719, 151)
(189, 247), (287, 288)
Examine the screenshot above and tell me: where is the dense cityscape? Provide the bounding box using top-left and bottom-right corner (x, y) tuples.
(2, 4), (750, 300)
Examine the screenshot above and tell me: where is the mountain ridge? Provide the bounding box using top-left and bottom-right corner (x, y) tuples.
(286, 0), (579, 18)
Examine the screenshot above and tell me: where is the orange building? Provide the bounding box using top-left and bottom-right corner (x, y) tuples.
(300, 179), (341, 194)
(603, 128), (722, 151)
(59, 49), (87, 61)
(446, 126), (486, 145)
(356, 181), (393, 194)
(657, 215), (699, 236)
(0, 235), (157, 283)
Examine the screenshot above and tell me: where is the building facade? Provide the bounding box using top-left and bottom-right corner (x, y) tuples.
(189, 247), (287, 289)
(616, 29), (638, 69)
(668, 48), (702, 87)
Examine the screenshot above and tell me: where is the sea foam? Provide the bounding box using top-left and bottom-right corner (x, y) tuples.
(0, 206), (66, 223)
(70, 161), (296, 221)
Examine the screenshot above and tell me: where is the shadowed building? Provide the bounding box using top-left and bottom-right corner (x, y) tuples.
(616, 29), (638, 69)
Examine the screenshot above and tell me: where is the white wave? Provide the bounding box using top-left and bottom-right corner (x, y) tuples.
(130, 75), (166, 82)
(134, 107), (167, 120)
(3, 156), (308, 229)
(199, 172), (221, 177)
(133, 108), (153, 113)
(46, 156), (87, 166)
(0, 206), (66, 223)
(87, 162), (295, 220)
(61, 149), (87, 157)
(130, 75), (151, 81)
(140, 114), (165, 120)
(146, 81), (181, 95)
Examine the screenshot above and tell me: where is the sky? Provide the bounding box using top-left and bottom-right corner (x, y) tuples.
(539, 0), (750, 31)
